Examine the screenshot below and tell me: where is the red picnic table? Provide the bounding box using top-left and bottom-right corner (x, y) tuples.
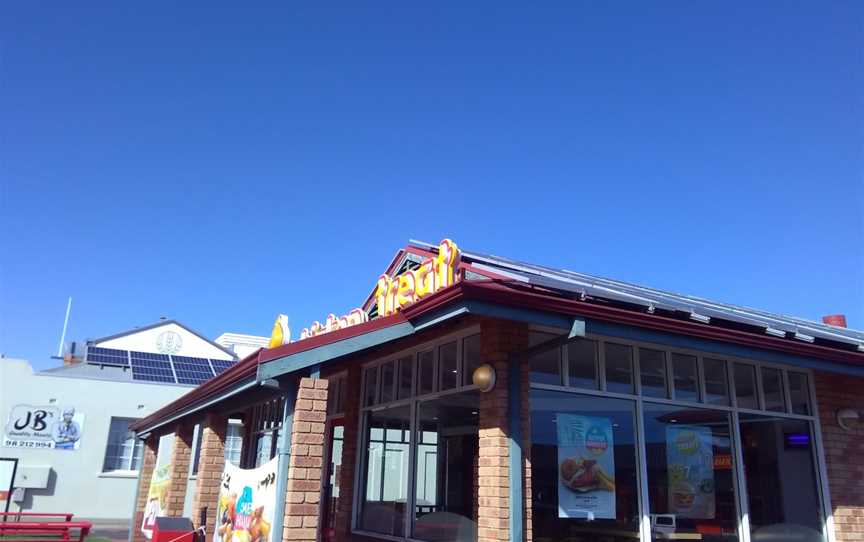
(0, 512), (92, 542)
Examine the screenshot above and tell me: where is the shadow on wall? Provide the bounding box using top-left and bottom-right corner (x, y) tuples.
(13, 469), (57, 512)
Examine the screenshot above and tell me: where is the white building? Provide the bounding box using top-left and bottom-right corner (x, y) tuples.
(214, 332), (270, 359)
(0, 320), (259, 523)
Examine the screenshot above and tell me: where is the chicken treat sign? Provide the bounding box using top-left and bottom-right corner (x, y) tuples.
(557, 414), (617, 520)
(214, 458), (277, 542)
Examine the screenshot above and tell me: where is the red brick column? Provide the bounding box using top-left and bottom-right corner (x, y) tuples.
(192, 414), (227, 541)
(132, 435), (159, 542)
(477, 319), (529, 542)
(164, 424), (194, 516)
(283, 377), (329, 542)
(814, 371), (864, 542)
(334, 364), (361, 541)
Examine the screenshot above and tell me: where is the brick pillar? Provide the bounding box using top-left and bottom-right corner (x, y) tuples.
(814, 371), (864, 542)
(283, 377), (329, 542)
(191, 414), (227, 541)
(132, 435), (159, 542)
(477, 319), (529, 542)
(164, 424), (194, 516)
(334, 363), (361, 541)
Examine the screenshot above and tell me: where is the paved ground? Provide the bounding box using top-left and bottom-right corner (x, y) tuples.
(89, 520), (130, 542)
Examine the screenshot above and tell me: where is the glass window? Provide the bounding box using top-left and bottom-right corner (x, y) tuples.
(398, 357), (414, 400)
(381, 362), (396, 403)
(462, 334), (481, 387)
(671, 353), (699, 402)
(358, 405), (412, 537)
(413, 391), (480, 541)
(605, 342), (634, 394)
(761, 367), (786, 412)
(327, 376), (347, 416)
(733, 363), (758, 410)
(255, 432), (274, 467)
(322, 424), (344, 540)
(530, 332), (562, 385)
(788, 372), (812, 416)
(439, 342), (458, 391)
(640, 348), (668, 398)
(739, 415), (826, 541)
(364, 366), (379, 407)
(531, 389), (640, 542)
(643, 404), (739, 542)
(703, 358), (729, 406)
(567, 338), (597, 389)
(190, 424), (202, 475)
(225, 422), (243, 466)
(418, 350), (435, 395)
(103, 418), (142, 472)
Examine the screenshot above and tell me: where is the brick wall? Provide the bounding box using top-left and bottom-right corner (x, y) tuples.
(814, 371), (864, 542)
(283, 377), (329, 542)
(477, 319), (529, 542)
(132, 435), (159, 542)
(192, 414), (227, 541)
(164, 424), (193, 516)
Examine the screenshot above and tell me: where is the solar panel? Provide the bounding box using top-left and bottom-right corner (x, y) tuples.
(130, 351), (176, 383)
(210, 358), (235, 375)
(86, 346), (129, 366)
(171, 355), (216, 385)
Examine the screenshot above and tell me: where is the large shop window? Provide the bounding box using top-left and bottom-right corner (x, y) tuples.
(531, 389), (641, 542)
(356, 332), (481, 542)
(643, 404), (738, 542)
(739, 415), (825, 542)
(528, 334), (829, 542)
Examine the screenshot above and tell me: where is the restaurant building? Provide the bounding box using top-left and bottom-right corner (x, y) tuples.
(130, 240), (864, 542)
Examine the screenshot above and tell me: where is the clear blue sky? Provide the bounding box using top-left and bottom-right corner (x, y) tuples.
(1, 2), (861, 369)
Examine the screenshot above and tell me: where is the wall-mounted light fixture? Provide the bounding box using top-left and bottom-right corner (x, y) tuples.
(837, 408), (860, 431)
(472, 364), (496, 393)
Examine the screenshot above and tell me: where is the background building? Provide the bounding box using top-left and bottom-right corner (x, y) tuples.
(0, 319), (265, 523)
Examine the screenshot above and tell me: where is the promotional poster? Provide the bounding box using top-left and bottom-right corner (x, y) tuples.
(141, 435), (174, 539)
(3, 405), (84, 450)
(214, 457), (278, 542)
(666, 425), (716, 519)
(557, 414), (617, 519)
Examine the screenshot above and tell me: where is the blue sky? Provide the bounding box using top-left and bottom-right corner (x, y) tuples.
(1, 2), (861, 369)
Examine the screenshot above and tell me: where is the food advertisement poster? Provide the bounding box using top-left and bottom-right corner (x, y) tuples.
(557, 414), (616, 519)
(666, 425), (715, 519)
(214, 457), (277, 542)
(3, 405), (84, 450)
(141, 435), (174, 539)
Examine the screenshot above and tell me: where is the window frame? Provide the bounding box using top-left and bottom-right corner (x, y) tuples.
(351, 326), (481, 541)
(526, 329), (835, 542)
(102, 417), (143, 473)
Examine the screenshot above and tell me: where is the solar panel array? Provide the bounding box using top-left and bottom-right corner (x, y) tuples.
(85, 345), (237, 385)
(408, 239), (864, 352)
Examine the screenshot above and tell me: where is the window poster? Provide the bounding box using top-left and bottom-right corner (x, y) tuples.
(557, 414), (616, 519)
(666, 425), (716, 519)
(141, 434), (174, 539)
(214, 457), (278, 542)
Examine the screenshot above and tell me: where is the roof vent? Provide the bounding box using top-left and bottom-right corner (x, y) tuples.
(822, 314), (847, 328)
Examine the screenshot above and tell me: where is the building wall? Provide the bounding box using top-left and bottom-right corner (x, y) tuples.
(814, 371), (864, 542)
(0, 358), (190, 520)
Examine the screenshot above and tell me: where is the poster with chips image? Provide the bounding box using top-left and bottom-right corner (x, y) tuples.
(214, 457), (277, 542)
(557, 413), (616, 519)
(666, 425), (715, 519)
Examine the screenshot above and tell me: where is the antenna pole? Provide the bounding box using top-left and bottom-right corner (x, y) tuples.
(57, 297), (72, 357)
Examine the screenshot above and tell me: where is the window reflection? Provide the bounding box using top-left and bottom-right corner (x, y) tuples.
(413, 392), (480, 542)
(359, 405), (411, 536)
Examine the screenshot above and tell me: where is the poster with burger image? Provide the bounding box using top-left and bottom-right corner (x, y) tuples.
(666, 425), (716, 519)
(556, 414), (616, 519)
(214, 457), (277, 542)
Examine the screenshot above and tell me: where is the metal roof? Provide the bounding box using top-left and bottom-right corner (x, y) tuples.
(409, 240), (864, 352)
